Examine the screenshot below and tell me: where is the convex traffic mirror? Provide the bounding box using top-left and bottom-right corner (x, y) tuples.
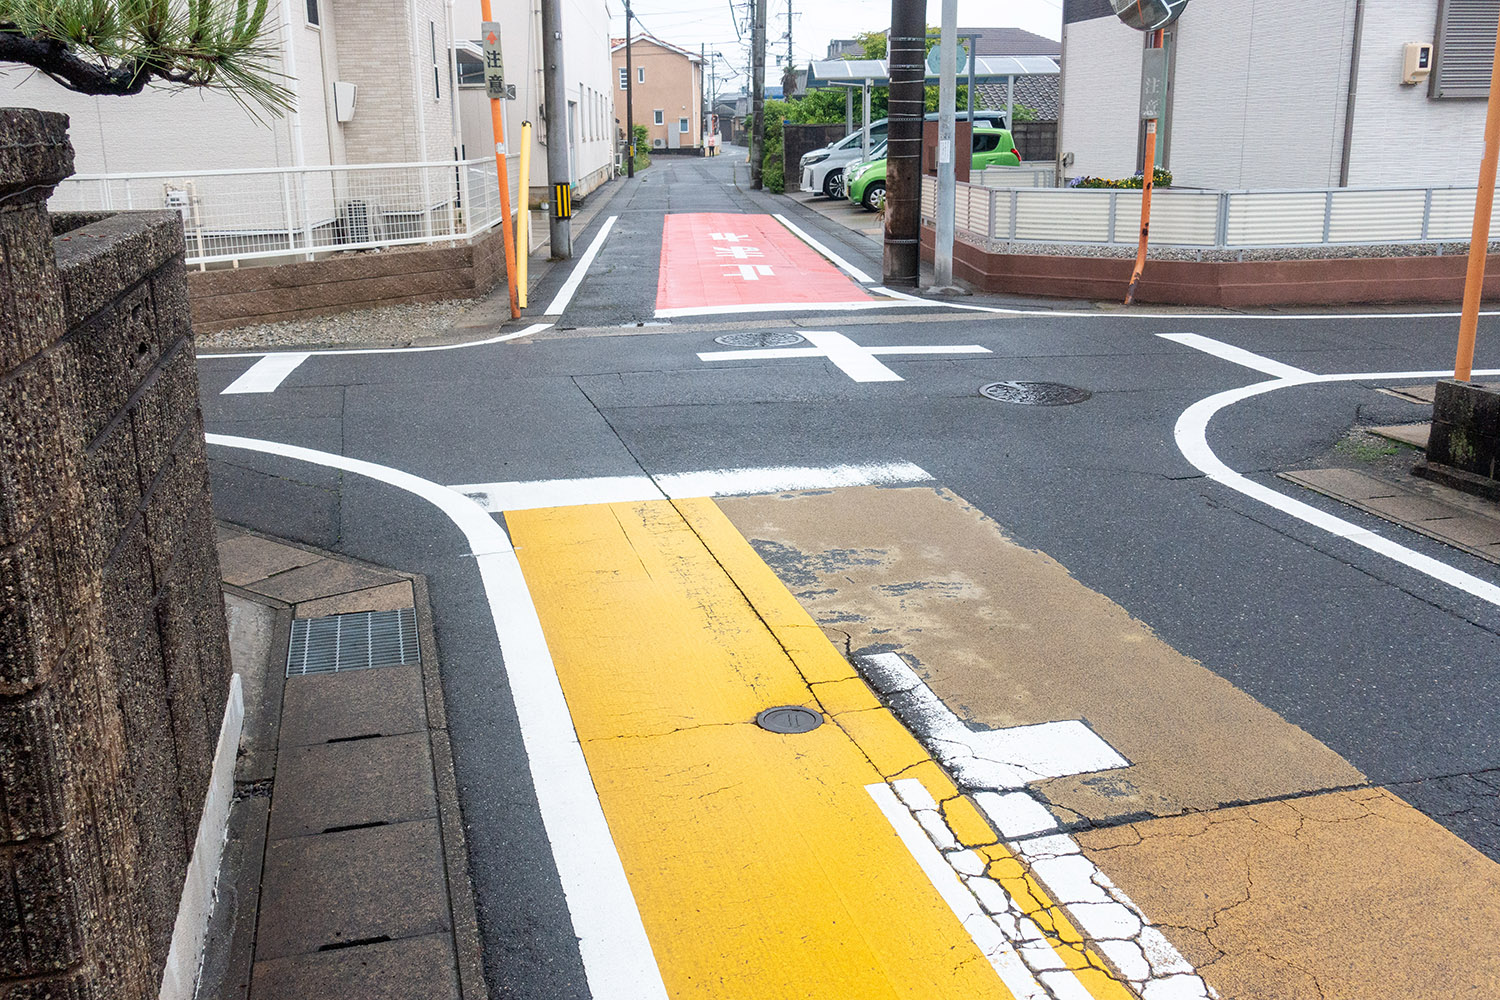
(1111, 0), (1189, 31)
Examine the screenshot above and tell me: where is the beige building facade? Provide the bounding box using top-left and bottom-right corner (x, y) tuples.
(611, 36), (703, 151)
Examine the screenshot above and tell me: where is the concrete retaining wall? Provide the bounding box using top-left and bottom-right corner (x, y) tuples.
(187, 223), (507, 332)
(1, 108), (231, 1000)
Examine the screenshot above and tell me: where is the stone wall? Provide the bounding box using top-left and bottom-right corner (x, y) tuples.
(1, 109), (231, 1000)
(782, 123), (849, 192)
(1011, 121), (1057, 163)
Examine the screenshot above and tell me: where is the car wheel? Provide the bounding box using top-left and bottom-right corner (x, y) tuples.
(824, 170), (844, 199)
(862, 182), (886, 212)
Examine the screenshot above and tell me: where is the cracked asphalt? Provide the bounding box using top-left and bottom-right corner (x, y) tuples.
(201, 153), (1500, 998)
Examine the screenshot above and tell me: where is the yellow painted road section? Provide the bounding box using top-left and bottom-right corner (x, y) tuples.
(508, 498), (1136, 999)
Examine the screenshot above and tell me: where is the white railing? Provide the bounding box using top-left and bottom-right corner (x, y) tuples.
(922, 177), (1500, 250)
(50, 158), (505, 267)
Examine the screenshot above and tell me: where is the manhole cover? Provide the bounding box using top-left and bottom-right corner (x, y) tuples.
(713, 331), (806, 348)
(755, 706), (824, 734)
(979, 381), (1092, 405)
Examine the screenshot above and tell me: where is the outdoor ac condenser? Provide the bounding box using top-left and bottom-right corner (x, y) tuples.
(339, 199), (375, 243)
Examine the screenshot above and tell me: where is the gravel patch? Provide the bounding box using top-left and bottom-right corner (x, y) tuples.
(197, 297), (479, 352)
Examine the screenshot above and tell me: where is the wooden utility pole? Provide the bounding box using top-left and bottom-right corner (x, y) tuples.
(883, 0), (925, 286)
(1455, 15), (1500, 381)
(625, 0), (635, 179)
(750, 0), (767, 188)
(540, 0), (571, 258)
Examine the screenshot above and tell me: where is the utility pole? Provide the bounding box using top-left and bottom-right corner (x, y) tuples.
(933, 0), (958, 291)
(625, 0), (634, 179)
(540, 0), (571, 257)
(786, 0), (793, 91)
(749, 0), (767, 188)
(883, 0), (925, 286)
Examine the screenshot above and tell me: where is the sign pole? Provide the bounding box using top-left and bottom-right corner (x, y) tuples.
(1125, 28), (1165, 306)
(1454, 16), (1500, 381)
(480, 17), (520, 319)
(517, 121), (531, 309)
(933, 0), (959, 290)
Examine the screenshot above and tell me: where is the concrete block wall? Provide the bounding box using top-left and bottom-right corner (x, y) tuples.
(0, 108), (231, 1000)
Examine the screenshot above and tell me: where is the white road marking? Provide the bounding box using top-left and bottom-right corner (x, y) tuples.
(698, 330), (990, 383)
(860, 652), (1128, 789)
(771, 212), (875, 283)
(544, 215), (619, 316)
(452, 460), (934, 512)
(200, 322), (554, 361)
(220, 352), (311, 394)
(655, 298), (927, 319)
(202, 434), (669, 1000)
(1161, 333), (1500, 608)
(867, 782), (1052, 1000)
(1156, 332), (1312, 380)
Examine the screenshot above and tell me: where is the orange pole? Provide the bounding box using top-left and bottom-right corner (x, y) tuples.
(481, 2), (520, 320)
(1455, 17), (1500, 381)
(1124, 28), (1163, 307)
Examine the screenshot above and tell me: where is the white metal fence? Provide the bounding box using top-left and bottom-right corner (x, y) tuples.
(922, 177), (1500, 251)
(50, 158), (505, 267)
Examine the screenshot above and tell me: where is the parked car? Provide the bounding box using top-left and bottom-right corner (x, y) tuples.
(799, 112), (1005, 200)
(847, 127), (1021, 212)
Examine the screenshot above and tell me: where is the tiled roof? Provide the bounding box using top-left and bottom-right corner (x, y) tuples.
(976, 76), (1060, 122)
(956, 26), (1062, 57)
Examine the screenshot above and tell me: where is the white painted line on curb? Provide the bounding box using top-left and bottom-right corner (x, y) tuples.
(1161, 333), (1500, 608)
(451, 461), (934, 512)
(200, 322), (555, 361)
(771, 212), (875, 283)
(203, 434), (669, 1000)
(220, 353), (310, 394)
(545, 215), (619, 316)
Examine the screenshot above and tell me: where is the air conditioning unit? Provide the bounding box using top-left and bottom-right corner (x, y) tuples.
(339, 199), (377, 243)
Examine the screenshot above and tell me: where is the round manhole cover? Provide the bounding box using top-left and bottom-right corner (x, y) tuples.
(713, 331), (806, 348)
(979, 381), (1092, 405)
(755, 706), (824, 734)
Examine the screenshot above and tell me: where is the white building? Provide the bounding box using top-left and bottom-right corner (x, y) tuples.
(1059, 0), (1499, 189)
(1, 0), (614, 197)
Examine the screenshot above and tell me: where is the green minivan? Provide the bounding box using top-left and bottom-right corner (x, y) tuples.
(846, 128), (1021, 211)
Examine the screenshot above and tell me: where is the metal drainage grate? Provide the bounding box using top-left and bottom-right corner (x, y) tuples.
(755, 706), (824, 734)
(714, 331), (806, 348)
(979, 381), (1092, 406)
(287, 608), (419, 677)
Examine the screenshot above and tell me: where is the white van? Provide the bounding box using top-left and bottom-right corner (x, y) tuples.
(799, 113), (1006, 199)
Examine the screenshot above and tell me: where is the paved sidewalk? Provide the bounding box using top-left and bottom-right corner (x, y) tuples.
(199, 525), (484, 1000)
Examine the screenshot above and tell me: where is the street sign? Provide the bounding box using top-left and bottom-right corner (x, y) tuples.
(481, 22), (505, 100)
(1140, 48), (1168, 119)
(924, 41), (969, 76)
(1111, 0), (1189, 31)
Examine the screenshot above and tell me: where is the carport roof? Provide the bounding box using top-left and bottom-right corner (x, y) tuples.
(806, 56), (1058, 87)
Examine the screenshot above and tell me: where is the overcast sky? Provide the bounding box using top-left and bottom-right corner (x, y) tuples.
(608, 0), (1064, 97)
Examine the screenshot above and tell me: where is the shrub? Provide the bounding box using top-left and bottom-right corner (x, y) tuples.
(1067, 167), (1172, 189)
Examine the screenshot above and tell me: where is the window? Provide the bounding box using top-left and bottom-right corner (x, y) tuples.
(305, 0), (319, 26)
(1432, 0), (1500, 97)
(678, 117), (689, 133)
(430, 22), (440, 99)
(654, 109), (664, 125)
(619, 67), (628, 90)
(973, 132), (999, 153)
(638, 67), (645, 83)
(458, 48), (484, 87)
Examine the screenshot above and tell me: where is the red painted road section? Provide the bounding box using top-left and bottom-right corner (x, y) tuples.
(655, 212), (875, 314)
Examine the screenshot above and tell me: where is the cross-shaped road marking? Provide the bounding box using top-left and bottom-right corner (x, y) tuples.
(697, 330), (991, 382)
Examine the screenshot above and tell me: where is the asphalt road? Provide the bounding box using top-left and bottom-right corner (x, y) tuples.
(200, 152), (1500, 999)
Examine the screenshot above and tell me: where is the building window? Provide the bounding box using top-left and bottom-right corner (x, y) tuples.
(1433, 0), (1500, 98)
(458, 49), (483, 87)
(638, 67), (645, 83)
(619, 67), (627, 90)
(305, 0), (319, 26)
(654, 109), (664, 125)
(678, 117), (689, 133)
(430, 22), (441, 99)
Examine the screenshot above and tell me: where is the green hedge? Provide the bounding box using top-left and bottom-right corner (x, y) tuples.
(1067, 167), (1172, 189)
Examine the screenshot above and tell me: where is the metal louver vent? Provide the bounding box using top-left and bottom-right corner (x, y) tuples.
(1433, 0), (1500, 98)
(287, 608), (419, 677)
